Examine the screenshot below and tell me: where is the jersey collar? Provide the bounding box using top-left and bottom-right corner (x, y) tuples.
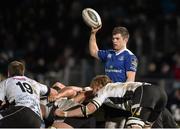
(115, 48), (127, 55)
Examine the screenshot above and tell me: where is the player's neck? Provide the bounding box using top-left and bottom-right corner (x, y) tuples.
(115, 47), (127, 54)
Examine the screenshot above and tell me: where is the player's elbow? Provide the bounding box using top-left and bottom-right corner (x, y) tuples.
(89, 50), (99, 59)
(53, 82), (66, 89)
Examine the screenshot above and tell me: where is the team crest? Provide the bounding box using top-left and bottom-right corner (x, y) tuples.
(107, 54), (112, 59)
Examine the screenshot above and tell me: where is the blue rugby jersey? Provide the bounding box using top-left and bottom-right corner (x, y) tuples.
(98, 49), (138, 82)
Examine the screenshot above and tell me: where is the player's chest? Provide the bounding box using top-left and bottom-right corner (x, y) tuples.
(106, 54), (125, 68)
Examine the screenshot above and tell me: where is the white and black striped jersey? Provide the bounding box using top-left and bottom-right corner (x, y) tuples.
(0, 76), (49, 117)
(92, 82), (151, 110)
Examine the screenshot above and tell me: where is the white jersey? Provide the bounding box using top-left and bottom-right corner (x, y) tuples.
(92, 82), (151, 110)
(0, 76), (49, 118)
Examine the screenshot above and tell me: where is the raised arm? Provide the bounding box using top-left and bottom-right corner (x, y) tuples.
(89, 27), (101, 59)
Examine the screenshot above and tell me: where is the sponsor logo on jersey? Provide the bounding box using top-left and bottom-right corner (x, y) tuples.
(105, 69), (122, 73)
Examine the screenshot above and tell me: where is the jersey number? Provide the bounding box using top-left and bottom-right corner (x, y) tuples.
(16, 81), (33, 94)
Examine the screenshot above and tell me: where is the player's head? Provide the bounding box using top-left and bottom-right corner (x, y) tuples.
(112, 26), (129, 39)
(90, 75), (112, 94)
(8, 60), (25, 77)
(112, 26), (129, 51)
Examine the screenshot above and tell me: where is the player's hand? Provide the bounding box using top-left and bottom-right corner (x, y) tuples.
(54, 108), (65, 117)
(48, 95), (58, 102)
(91, 25), (101, 34)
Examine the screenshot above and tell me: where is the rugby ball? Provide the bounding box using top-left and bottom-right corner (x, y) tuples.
(82, 8), (102, 28)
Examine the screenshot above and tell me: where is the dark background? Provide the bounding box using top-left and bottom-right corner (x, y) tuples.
(0, 0), (179, 124)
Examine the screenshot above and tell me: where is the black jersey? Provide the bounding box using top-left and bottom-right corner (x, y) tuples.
(131, 84), (168, 123)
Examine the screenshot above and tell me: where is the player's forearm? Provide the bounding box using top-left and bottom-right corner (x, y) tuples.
(55, 107), (84, 117)
(68, 86), (83, 92)
(57, 89), (77, 99)
(52, 82), (66, 89)
(126, 71), (136, 82)
(54, 102), (97, 118)
(89, 32), (99, 59)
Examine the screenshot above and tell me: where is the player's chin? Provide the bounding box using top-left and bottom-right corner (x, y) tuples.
(113, 46), (119, 51)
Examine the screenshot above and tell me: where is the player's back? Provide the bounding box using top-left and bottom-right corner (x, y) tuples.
(0, 76), (44, 117)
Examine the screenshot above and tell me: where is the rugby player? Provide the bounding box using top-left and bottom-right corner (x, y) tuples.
(89, 26), (138, 128)
(0, 60), (57, 128)
(54, 75), (168, 128)
(41, 84), (95, 128)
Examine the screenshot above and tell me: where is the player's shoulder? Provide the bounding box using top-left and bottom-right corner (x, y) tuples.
(1, 77), (18, 84)
(14, 76), (40, 86)
(124, 49), (136, 56)
(105, 82), (123, 90)
(0, 78), (8, 86)
(24, 76), (34, 82)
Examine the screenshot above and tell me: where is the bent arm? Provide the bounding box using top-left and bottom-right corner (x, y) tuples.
(48, 88), (78, 102)
(54, 102), (97, 117)
(67, 86), (83, 92)
(52, 82), (66, 89)
(56, 88), (78, 99)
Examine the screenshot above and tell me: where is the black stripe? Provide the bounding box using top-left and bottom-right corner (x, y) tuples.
(80, 106), (87, 117)
(91, 100), (100, 109)
(43, 86), (50, 96)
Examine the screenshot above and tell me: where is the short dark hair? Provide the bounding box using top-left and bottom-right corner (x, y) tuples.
(8, 61), (25, 77)
(112, 27), (129, 39)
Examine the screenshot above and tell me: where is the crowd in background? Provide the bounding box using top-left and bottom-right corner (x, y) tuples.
(0, 0), (179, 124)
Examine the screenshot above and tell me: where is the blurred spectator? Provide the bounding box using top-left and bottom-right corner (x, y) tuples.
(167, 84), (180, 125)
(0, 0), (179, 86)
(0, 0), (179, 126)
(160, 62), (173, 78)
(173, 51), (180, 80)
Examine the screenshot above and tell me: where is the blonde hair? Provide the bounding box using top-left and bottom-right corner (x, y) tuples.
(90, 75), (112, 88)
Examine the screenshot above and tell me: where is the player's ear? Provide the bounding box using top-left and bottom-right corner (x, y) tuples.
(124, 37), (129, 43)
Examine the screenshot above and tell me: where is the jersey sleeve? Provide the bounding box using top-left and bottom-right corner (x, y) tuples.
(39, 83), (50, 96)
(92, 87), (108, 109)
(125, 55), (138, 72)
(0, 81), (6, 101)
(31, 79), (50, 96)
(98, 50), (109, 62)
